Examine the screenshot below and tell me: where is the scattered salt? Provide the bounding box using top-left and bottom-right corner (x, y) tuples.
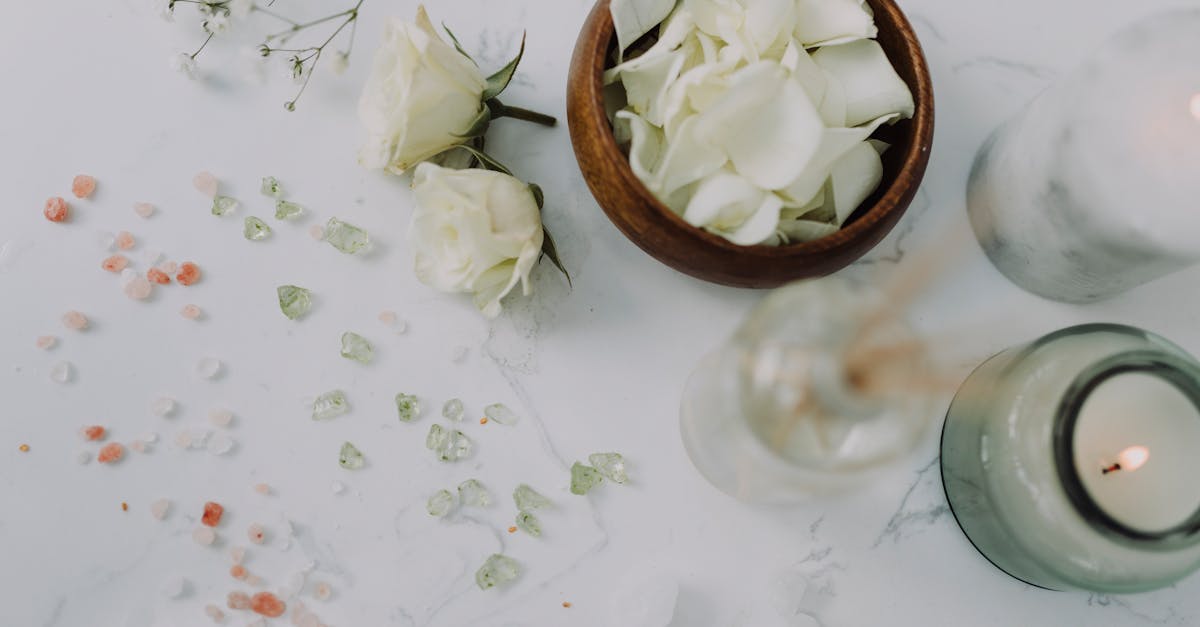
(254, 483), (270, 495)
(313, 582), (333, 601)
(193, 526), (217, 546)
(227, 591), (252, 610)
(247, 523), (265, 544)
(101, 254), (128, 273)
(193, 171), (219, 198)
(35, 335), (57, 350)
(49, 361), (72, 383)
(378, 310), (397, 326)
(124, 275), (153, 300)
(331, 481), (346, 495)
(160, 576), (187, 599)
(174, 430), (194, 448)
(308, 225), (325, 241)
(196, 357), (222, 379)
(151, 396), (177, 417)
(133, 202), (155, 218)
(204, 604), (225, 622)
(130, 440), (148, 453)
(150, 498), (171, 520)
(71, 174), (97, 199)
(76, 450), (92, 464)
(43, 197), (69, 222)
(115, 231), (136, 251)
(159, 260), (179, 274)
(181, 304), (203, 320)
(209, 408), (234, 427)
(230, 546), (246, 564)
(207, 431), (234, 455)
(61, 310), (88, 331)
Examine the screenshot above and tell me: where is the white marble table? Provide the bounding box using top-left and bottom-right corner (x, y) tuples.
(3, 0), (1199, 625)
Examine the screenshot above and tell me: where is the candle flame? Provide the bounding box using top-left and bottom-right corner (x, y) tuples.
(1117, 445), (1150, 472)
(1191, 94), (1200, 122)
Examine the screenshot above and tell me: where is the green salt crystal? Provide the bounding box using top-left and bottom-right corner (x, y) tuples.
(340, 332), (373, 364)
(244, 216), (272, 241)
(426, 423), (447, 451)
(570, 462), (604, 495)
(513, 484), (552, 511)
(212, 195), (238, 216)
(427, 489), (454, 517)
(475, 554), (520, 590)
(588, 452), (629, 484)
(338, 441), (364, 469)
(277, 285), (312, 320)
(274, 200), (304, 220)
(515, 511), (541, 537)
(457, 479), (491, 507)
(312, 389), (348, 420)
(261, 176), (283, 198)
(442, 398), (464, 421)
(395, 393), (421, 422)
(325, 218), (370, 254)
(483, 403), (519, 425)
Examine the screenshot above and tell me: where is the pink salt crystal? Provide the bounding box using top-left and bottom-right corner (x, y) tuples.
(133, 202), (155, 218)
(254, 483), (271, 495)
(204, 604), (225, 622)
(209, 408), (233, 427)
(177, 261), (201, 286)
(81, 425), (106, 441)
(247, 523), (265, 544)
(181, 304), (203, 320)
(130, 440), (148, 453)
(229, 546), (246, 564)
(124, 275), (153, 300)
(194, 171), (219, 198)
(159, 260), (179, 274)
(72, 175), (97, 199)
(150, 498), (171, 520)
(312, 582), (332, 601)
(250, 592), (286, 618)
(378, 310), (397, 326)
(62, 310), (88, 330)
(115, 231), (135, 251)
(228, 591), (252, 610)
(231, 564), (248, 580)
(175, 430), (194, 448)
(97, 442), (125, 464)
(308, 225), (324, 241)
(146, 267), (171, 285)
(101, 254), (129, 273)
(192, 526), (217, 546)
(44, 196), (69, 222)
(36, 335), (57, 350)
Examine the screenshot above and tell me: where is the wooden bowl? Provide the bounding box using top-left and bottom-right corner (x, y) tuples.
(566, 0), (934, 288)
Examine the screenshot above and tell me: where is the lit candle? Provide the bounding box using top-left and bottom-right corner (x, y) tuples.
(1070, 373), (1200, 535)
(966, 11), (1200, 303)
(942, 324), (1200, 593)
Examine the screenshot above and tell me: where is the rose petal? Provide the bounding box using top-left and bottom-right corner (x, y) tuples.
(794, 0), (877, 47)
(778, 113), (897, 207)
(828, 140), (885, 226)
(693, 62), (824, 190)
(618, 111), (666, 185)
(652, 115), (727, 197)
(682, 172), (783, 246)
(779, 219), (840, 244)
(812, 39), (914, 127)
(611, 0), (680, 59)
(727, 194), (785, 245)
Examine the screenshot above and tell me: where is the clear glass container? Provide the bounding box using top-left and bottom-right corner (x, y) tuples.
(942, 324), (1200, 592)
(680, 278), (934, 503)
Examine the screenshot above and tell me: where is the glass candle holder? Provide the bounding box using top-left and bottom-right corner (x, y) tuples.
(942, 324), (1200, 593)
(966, 11), (1200, 303)
(680, 278), (934, 504)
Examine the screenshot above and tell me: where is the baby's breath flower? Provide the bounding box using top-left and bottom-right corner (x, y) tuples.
(330, 51), (350, 76)
(169, 52), (198, 79)
(203, 13), (231, 35)
(229, 0), (254, 19)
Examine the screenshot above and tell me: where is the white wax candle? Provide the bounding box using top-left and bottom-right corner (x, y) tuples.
(1073, 373), (1200, 534)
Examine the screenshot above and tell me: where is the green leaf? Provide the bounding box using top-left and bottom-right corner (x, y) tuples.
(541, 228), (571, 288)
(443, 23), (477, 65)
(482, 33), (525, 100)
(453, 106), (492, 139)
(528, 184), (544, 210)
(449, 144), (513, 176)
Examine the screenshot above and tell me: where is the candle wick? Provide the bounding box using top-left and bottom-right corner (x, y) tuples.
(1101, 463), (1122, 475)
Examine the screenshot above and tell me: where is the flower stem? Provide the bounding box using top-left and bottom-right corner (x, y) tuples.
(490, 101), (557, 127)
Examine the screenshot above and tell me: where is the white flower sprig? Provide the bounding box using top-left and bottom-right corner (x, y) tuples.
(164, 0), (365, 110)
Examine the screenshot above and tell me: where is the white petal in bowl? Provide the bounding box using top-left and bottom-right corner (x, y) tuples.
(685, 0), (744, 41)
(793, 0), (878, 47)
(653, 115), (728, 197)
(611, 0), (680, 59)
(816, 69), (847, 127)
(779, 40), (828, 107)
(828, 140), (885, 226)
(618, 110), (666, 184)
(660, 58), (736, 139)
(779, 218), (840, 244)
(778, 113), (897, 208)
(605, 10), (697, 85)
(693, 62), (824, 190)
(812, 39), (915, 127)
(617, 48), (689, 125)
(743, 0), (799, 54)
(683, 172), (784, 245)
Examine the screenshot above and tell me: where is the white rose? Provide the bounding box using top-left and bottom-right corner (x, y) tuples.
(358, 7), (486, 174)
(409, 163), (545, 318)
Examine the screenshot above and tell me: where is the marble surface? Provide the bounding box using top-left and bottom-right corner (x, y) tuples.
(3, 0), (1199, 625)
